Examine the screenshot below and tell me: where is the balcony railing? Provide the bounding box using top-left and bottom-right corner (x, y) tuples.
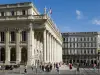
(0, 15), (47, 21)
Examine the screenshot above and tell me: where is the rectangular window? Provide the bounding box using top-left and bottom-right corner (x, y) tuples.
(11, 11), (15, 16)
(84, 50), (86, 54)
(22, 10), (26, 15)
(0, 32), (4, 42)
(63, 38), (65, 42)
(91, 49), (93, 54)
(22, 31), (26, 41)
(10, 31), (15, 42)
(1, 12), (4, 16)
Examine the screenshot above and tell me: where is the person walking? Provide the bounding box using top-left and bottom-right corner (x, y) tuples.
(93, 63), (96, 71)
(31, 64), (34, 71)
(24, 65), (27, 74)
(69, 63), (72, 70)
(42, 64), (45, 71)
(56, 63), (60, 74)
(50, 64), (52, 71)
(77, 63), (80, 72)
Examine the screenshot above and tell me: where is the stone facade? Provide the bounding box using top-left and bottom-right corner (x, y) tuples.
(62, 32), (100, 66)
(0, 2), (62, 66)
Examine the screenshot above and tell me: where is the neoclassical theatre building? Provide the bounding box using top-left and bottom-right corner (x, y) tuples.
(0, 2), (62, 66)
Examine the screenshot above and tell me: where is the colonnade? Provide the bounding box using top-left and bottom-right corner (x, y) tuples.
(0, 23), (62, 66)
(43, 30), (62, 63)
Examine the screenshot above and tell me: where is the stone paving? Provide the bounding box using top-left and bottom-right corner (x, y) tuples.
(0, 65), (77, 75)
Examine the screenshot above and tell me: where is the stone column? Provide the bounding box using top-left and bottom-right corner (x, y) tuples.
(0, 33), (1, 42)
(16, 30), (21, 64)
(43, 30), (46, 63)
(53, 38), (55, 62)
(47, 31), (49, 62)
(5, 30), (10, 65)
(49, 34), (51, 62)
(54, 38), (56, 62)
(0, 47), (1, 61)
(51, 36), (53, 62)
(27, 23), (34, 66)
(56, 41), (58, 62)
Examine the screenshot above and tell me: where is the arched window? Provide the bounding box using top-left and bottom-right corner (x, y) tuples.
(21, 47), (27, 64)
(10, 48), (16, 61)
(0, 48), (5, 62)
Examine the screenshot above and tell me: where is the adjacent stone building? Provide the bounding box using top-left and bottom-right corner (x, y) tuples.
(0, 2), (62, 66)
(62, 32), (100, 65)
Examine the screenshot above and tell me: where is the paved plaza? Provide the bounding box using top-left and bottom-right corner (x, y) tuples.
(0, 65), (100, 75)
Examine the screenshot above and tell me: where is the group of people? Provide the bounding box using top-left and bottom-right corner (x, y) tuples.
(40, 62), (61, 72)
(24, 62), (61, 73)
(40, 63), (52, 72)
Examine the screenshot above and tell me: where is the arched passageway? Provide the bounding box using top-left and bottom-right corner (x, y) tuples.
(10, 48), (16, 61)
(21, 47), (27, 64)
(0, 48), (5, 62)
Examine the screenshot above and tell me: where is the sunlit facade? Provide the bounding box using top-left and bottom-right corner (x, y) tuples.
(0, 2), (62, 66)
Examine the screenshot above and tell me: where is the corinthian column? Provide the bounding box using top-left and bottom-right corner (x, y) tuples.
(47, 32), (49, 62)
(5, 30), (10, 65)
(27, 23), (34, 66)
(16, 29), (21, 64)
(43, 30), (46, 62)
(49, 34), (51, 62)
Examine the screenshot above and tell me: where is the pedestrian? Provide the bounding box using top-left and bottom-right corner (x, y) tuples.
(77, 63), (80, 72)
(69, 63), (72, 70)
(42, 65), (44, 71)
(56, 63), (59, 73)
(93, 63), (96, 71)
(35, 63), (38, 74)
(50, 64), (52, 71)
(24, 65), (27, 74)
(54, 63), (56, 69)
(31, 64), (34, 71)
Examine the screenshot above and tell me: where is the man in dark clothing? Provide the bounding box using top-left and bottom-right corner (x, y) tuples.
(50, 64), (52, 71)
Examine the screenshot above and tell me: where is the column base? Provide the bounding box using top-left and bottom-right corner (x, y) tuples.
(16, 60), (21, 64)
(5, 60), (10, 65)
(27, 59), (35, 66)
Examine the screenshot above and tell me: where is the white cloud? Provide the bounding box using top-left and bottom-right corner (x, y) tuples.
(92, 19), (100, 25)
(76, 10), (83, 19)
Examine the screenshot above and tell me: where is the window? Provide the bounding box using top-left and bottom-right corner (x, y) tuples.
(10, 31), (15, 42)
(22, 31), (26, 41)
(91, 37), (93, 41)
(11, 11), (14, 16)
(70, 43), (72, 47)
(1, 12), (4, 16)
(84, 37), (86, 41)
(0, 32), (4, 42)
(91, 49), (93, 54)
(80, 37), (82, 41)
(63, 38), (65, 42)
(88, 50), (89, 54)
(22, 10), (26, 15)
(84, 50), (86, 54)
(84, 43), (86, 47)
(87, 37), (89, 41)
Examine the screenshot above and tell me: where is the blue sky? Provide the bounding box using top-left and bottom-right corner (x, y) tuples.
(1, 0), (100, 32)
